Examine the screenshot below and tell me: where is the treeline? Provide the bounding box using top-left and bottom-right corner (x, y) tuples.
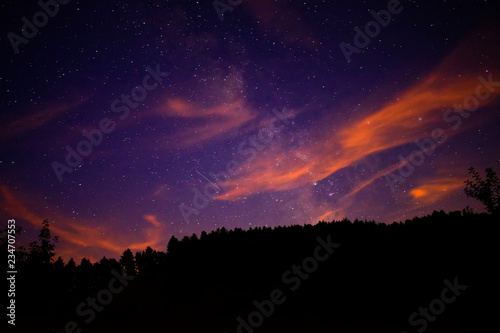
(4, 209), (498, 332)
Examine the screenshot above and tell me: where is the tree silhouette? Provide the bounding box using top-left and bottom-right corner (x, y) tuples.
(66, 258), (77, 274)
(27, 219), (59, 267)
(135, 246), (161, 276)
(64, 258), (77, 291)
(120, 248), (137, 276)
(10, 210), (499, 332)
(54, 256), (64, 271)
(94, 256), (120, 288)
(464, 167), (500, 215)
(167, 235), (180, 254)
(77, 258), (95, 290)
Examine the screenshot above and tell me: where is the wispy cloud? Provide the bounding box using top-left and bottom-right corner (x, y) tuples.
(409, 178), (464, 204)
(157, 98), (256, 148)
(212, 29), (500, 201)
(1, 96), (90, 139)
(1, 186), (169, 261)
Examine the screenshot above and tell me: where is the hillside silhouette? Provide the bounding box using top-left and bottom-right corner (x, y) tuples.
(4, 209), (497, 332)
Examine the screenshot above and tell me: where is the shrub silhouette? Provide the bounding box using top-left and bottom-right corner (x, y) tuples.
(464, 167), (500, 215)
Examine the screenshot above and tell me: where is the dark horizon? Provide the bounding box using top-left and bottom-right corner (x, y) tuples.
(5, 210), (497, 332)
(1, 1), (500, 270)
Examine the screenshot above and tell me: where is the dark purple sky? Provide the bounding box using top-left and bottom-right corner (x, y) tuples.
(1, 0), (499, 261)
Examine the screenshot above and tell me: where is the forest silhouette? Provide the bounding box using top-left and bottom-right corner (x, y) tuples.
(3, 168), (498, 332)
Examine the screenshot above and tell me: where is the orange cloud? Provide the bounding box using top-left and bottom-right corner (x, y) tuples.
(409, 178), (464, 204)
(346, 161), (406, 198)
(213, 28), (500, 201)
(314, 209), (345, 224)
(144, 214), (161, 228)
(339, 27), (500, 157)
(410, 189), (427, 199)
(1, 96), (90, 139)
(158, 98), (256, 148)
(1, 186), (169, 262)
(1, 186), (43, 223)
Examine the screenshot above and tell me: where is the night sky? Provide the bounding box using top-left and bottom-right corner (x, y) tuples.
(1, 0), (499, 262)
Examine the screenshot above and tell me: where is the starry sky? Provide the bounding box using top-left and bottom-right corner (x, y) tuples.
(1, 0), (499, 262)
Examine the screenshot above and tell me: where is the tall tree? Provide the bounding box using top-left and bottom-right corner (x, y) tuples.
(64, 258), (77, 289)
(54, 256), (64, 272)
(135, 246), (160, 276)
(77, 258), (95, 290)
(167, 236), (180, 254)
(27, 220), (58, 267)
(120, 248), (137, 276)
